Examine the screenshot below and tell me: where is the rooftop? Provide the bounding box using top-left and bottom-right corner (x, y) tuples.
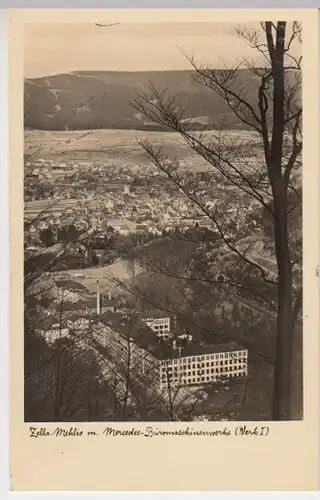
(174, 341), (246, 358)
(97, 311), (160, 353)
(94, 311), (248, 361)
(140, 311), (174, 320)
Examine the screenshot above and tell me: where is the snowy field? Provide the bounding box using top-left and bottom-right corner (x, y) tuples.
(24, 128), (258, 170)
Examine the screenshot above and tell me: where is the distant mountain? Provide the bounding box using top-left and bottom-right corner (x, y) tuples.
(24, 70), (300, 132)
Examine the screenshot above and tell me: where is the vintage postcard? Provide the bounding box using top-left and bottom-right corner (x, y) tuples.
(9, 8), (319, 491)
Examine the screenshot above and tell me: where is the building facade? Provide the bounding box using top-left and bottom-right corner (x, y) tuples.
(159, 348), (248, 390)
(91, 309), (248, 394)
(142, 316), (172, 339)
(92, 322), (160, 385)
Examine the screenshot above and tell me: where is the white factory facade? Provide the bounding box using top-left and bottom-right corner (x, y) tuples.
(142, 316), (172, 340)
(159, 348), (248, 390)
(94, 315), (248, 391)
(43, 279), (249, 392)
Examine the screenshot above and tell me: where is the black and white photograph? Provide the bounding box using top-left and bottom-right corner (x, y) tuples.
(24, 19), (302, 423)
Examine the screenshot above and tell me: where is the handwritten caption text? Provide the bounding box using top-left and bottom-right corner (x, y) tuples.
(29, 425), (270, 439)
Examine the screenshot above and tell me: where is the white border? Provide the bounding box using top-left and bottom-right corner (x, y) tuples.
(0, 6), (9, 499)
(1, 6), (319, 499)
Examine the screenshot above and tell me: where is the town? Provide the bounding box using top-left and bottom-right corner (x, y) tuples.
(24, 156), (260, 251)
(24, 148), (261, 421)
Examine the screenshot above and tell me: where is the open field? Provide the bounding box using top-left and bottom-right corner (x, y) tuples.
(25, 128), (258, 168)
(57, 259), (144, 294)
(24, 198), (80, 219)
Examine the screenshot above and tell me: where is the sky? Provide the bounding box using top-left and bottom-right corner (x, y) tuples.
(24, 22), (301, 78)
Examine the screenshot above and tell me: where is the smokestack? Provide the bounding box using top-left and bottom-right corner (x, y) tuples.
(173, 340), (177, 350)
(108, 291), (111, 301)
(178, 346), (182, 358)
(96, 280), (100, 315)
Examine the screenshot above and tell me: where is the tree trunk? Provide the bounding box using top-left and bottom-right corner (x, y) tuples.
(272, 268), (293, 419)
(52, 351), (61, 421)
(88, 395), (92, 422)
(267, 21), (295, 420)
(272, 182), (293, 420)
(53, 297), (64, 421)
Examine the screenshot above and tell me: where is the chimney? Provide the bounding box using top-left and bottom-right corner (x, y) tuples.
(173, 340), (177, 350)
(178, 346), (182, 358)
(96, 280), (100, 315)
(108, 291), (112, 301)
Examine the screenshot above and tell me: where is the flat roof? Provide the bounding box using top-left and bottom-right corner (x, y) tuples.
(140, 312), (173, 320)
(97, 312), (160, 353)
(160, 341), (247, 361)
(67, 309), (247, 362)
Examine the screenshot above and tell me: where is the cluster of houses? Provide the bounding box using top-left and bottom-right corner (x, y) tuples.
(25, 156), (258, 241)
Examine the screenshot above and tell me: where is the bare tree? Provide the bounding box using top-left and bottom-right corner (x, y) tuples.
(102, 265), (253, 421)
(132, 21), (302, 420)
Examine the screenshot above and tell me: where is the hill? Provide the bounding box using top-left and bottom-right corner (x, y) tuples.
(24, 69), (299, 132)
